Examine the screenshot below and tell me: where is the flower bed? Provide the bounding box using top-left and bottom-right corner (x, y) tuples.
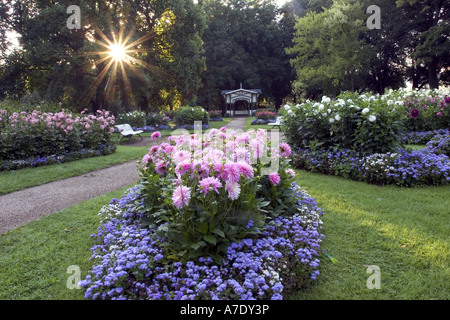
(280, 92), (406, 156)
(251, 110), (278, 125)
(0, 108), (116, 171)
(208, 110), (223, 121)
(0, 143), (116, 171)
(291, 134), (450, 187)
(80, 128), (324, 300)
(401, 129), (449, 145)
(400, 88), (450, 131)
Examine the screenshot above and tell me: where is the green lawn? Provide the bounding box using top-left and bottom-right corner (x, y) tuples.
(405, 144), (427, 151)
(289, 169), (450, 300)
(0, 185), (133, 300)
(245, 116), (281, 131)
(0, 167), (448, 300)
(0, 145), (149, 195)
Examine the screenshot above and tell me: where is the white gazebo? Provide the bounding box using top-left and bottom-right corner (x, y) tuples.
(221, 83), (261, 116)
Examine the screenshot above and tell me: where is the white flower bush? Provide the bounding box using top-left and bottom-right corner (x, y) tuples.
(280, 91), (406, 155)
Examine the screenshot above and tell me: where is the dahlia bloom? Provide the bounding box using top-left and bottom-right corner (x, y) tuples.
(172, 185), (191, 209)
(224, 162), (242, 183)
(198, 177), (222, 197)
(279, 143), (292, 158)
(269, 172), (281, 186)
(225, 180), (241, 200)
(285, 169), (296, 178)
(151, 131), (161, 140)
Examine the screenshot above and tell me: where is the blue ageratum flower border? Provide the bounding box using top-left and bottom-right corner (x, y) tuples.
(80, 182), (324, 300)
(0, 143), (117, 172)
(291, 131), (450, 187)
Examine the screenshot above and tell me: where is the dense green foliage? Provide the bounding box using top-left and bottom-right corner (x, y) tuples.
(174, 106), (210, 126)
(280, 91), (406, 155)
(0, 0), (448, 115)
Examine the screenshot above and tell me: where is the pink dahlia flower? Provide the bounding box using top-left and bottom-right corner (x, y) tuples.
(225, 180), (241, 200)
(285, 169), (296, 178)
(155, 161), (168, 175)
(279, 142), (292, 158)
(198, 176), (222, 196)
(269, 172), (281, 186)
(172, 185), (191, 209)
(237, 162), (254, 179)
(151, 131), (161, 140)
(224, 162), (241, 183)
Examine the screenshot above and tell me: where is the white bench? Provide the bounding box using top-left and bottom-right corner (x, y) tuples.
(115, 124), (143, 141)
(271, 117), (283, 129)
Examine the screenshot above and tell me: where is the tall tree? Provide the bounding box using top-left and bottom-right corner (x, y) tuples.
(197, 0), (294, 110)
(359, 0), (407, 94)
(287, 0), (370, 99)
(1, 0), (206, 112)
(396, 0), (450, 89)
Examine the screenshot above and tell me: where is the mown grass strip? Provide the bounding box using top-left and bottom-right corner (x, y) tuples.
(0, 146), (149, 195)
(0, 185), (133, 300)
(290, 169), (450, 300)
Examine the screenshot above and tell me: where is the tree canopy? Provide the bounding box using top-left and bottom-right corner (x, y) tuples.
(0, 0), (448, 110)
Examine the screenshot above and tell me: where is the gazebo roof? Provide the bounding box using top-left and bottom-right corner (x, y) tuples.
(221, 88), (262, 95)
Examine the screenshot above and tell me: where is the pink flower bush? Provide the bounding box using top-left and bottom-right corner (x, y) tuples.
(138, 128), (296, 250)
(133, 126), (301, 268)
(0, 107), (116, 166)
(280, 142), (292, 158)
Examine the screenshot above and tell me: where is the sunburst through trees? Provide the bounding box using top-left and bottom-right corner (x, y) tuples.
(82, 26), (160, 108)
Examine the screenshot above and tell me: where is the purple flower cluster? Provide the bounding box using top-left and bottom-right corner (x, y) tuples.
(291, 137), (450, 186)
(0, 143), (116, 172)
(80, 183), (324, 300)
(401, 129), (449, 145)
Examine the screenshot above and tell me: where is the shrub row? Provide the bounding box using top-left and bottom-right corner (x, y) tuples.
(116, 111), (171, 129)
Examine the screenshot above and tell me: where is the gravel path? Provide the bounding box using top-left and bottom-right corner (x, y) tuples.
(0, 117), (248, 235)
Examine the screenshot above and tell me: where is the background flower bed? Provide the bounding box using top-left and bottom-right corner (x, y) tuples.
(0, 107), (116, 171)
(291, 133), (450, 187)
(400, 88), (450, 131)
(251, 109), (278, 125)
(280, 92), (406, 156)
(80, 128), (324, 300)
(281, 89), (450, 187)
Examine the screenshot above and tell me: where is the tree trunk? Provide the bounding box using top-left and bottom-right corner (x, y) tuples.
(428, 57), (439, 89)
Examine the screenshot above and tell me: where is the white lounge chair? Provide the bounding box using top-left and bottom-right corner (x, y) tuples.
(115, 124), (144, 141)
(271, 117), (283, 129)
